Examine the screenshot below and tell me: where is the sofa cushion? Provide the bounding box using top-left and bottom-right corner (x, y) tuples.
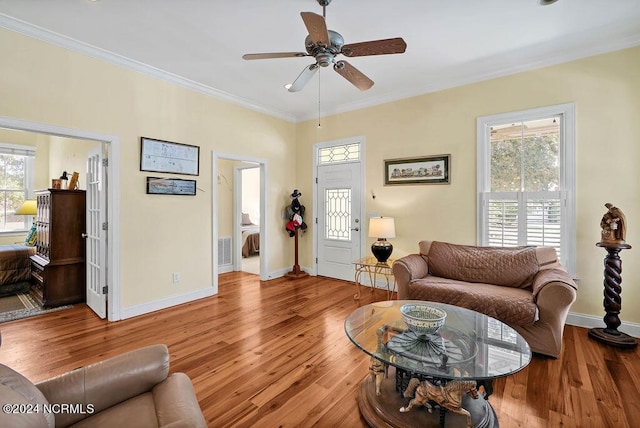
(427, 241), (539, 289)
(0, 364), (54, 428)
(407, 276), (539, 327)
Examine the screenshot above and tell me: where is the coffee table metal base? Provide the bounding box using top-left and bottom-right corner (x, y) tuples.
(358, 367), (498, 428)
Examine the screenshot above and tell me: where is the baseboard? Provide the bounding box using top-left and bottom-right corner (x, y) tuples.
(218, 264), (233, 274)
(566, 312), (640, 338)
(121, 287), (216, 319)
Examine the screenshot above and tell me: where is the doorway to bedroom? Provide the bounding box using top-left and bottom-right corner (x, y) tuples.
(212, 151), (267, 292)
(236, 165), (261, 275)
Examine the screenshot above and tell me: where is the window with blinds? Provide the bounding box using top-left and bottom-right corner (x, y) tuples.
(477, 104), (575, 275)
(0, 143), (36, 233)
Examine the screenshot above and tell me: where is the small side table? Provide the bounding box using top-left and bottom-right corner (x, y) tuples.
(353, 256), (396, 300)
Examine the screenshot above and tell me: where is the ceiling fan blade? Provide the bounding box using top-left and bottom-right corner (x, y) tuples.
(288, 64), (319, 92)
(333, 60), (374, 91)
(300, 12), (330, 46)
(242, 52), (307, 60)
(341, 37), (407, 57)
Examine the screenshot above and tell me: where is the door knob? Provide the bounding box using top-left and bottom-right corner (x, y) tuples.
(351, 227), (360, 231)
(81, 233), (88, 238)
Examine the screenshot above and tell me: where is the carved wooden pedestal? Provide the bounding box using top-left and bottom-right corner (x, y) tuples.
(358, 367), (498, 428)
(588, 243), (637, 348)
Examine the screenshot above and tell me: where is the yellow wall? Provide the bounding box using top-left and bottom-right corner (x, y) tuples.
(2, 24), (639, 324)
(0, 28), (296, 308)
(296, 46), (640, 323)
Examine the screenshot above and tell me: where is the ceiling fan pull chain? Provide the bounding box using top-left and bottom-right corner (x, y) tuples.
(318, 69), (322, 128)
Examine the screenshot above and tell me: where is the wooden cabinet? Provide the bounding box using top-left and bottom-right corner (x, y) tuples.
(30, 189), (86, 307)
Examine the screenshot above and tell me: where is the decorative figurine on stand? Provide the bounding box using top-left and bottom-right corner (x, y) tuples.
(589, 203), (637, 348)
(284, 189), (308, 279)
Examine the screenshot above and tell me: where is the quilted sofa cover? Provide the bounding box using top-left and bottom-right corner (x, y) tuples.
(393, 241), (577, 357)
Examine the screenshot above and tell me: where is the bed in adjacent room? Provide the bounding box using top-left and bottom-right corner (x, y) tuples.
(0, 244), (36, 297)
(241, 213), (260, 258)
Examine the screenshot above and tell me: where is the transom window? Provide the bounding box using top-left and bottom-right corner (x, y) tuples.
(477, 104), (576, 276)
(318, 143), (360, 164)
(0, 143), (36, 233)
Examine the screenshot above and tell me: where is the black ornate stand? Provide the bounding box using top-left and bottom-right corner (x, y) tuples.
(588, 243), (637, 348)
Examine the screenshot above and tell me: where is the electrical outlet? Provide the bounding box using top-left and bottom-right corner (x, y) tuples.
(172, 272), (180, 283)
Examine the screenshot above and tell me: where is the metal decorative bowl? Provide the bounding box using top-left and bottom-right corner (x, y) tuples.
(400, 303), (447, 335)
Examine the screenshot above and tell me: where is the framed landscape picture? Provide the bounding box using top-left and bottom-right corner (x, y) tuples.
(384, 154), (451, 185)
(146, 177), (197, 196)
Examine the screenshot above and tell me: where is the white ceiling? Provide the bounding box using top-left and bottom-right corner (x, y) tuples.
(1, 0), (640, 122)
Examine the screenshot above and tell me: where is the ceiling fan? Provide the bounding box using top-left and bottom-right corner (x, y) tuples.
(242, 0), (407, 92)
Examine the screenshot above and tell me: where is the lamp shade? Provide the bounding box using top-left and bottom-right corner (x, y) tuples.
(15, 199), (37, 216)
(368, 217), (396, 239)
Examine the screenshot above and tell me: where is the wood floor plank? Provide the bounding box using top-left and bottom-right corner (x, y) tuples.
(0, 271), (638, 427)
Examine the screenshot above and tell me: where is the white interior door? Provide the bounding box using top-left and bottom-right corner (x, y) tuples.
(317, 162), (362, 281)
(86, 146), (107, 318)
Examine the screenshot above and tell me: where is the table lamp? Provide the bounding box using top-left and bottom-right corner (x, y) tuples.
(368, 216), (396, 263)
(15, 199), (37, 246)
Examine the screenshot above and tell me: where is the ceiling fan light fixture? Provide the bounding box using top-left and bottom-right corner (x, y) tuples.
(539, 0), (559, 5)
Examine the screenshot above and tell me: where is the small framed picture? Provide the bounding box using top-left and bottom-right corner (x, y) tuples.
(384, 154), (451, 185)
(146, 177), (197, 196)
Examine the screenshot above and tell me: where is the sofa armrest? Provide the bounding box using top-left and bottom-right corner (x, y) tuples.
(532, 268), (577, 301)
(393, 254), (429, 300)
(153, 373), (207, 427)
(36, 344), (170, 427)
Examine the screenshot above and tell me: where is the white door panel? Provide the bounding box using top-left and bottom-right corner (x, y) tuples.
(86, 146), (107, 318)
(317, 162), (361, 281)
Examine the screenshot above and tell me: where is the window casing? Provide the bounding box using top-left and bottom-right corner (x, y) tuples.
(0, 144), (36, 234)
(477, 104), (576, 276)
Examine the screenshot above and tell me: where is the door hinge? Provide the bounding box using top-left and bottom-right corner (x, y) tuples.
(102, 285), (108, 294)
(102, 222), (108, 231)
(315, 217), (318, 224)
(315, 177), (318, 184)
(316, 257), (318, 264)
(102, 158), (109, 167)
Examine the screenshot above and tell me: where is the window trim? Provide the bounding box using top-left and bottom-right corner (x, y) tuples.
(476, 103), (576, 276)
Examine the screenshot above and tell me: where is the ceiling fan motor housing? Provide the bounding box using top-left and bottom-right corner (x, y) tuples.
(305, 30), (344, 66)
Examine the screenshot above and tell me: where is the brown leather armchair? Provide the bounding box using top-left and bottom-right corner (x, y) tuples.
(0, 344), (206, 427)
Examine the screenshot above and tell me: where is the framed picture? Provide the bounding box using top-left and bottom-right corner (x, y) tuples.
(140, 137), (200, 176)
(384, 154), (451, 185)
(146, 177), (197, 196)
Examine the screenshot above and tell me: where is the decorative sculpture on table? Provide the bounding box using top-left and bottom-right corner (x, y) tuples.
(400, 377), (479, 428)
(600, 203), (626, 244)
(589, 203), (637, 348)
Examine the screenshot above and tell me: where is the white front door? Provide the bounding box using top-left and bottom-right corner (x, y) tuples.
(317, 162), (362, 281)
(85, 146), (107, 318)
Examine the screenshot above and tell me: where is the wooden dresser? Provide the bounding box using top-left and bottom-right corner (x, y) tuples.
(30, 189), (86, 307)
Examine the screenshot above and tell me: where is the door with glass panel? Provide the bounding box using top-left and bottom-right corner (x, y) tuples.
(85, 145), (107, 318)
(316, 143), (362, 281)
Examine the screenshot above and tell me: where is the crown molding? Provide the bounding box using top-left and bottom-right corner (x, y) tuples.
(298, 29), (640, 123)
(2, 12), (640, 125)
(0, 13), (297, 123)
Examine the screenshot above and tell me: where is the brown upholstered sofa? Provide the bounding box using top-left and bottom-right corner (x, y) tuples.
(392, 241), (577, 358)
(0, 344), (207, 427)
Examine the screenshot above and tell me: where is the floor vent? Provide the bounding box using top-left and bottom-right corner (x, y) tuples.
(218, 236), (232, 266)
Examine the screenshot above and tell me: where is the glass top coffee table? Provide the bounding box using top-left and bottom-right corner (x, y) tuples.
(345, 300), (532, 428)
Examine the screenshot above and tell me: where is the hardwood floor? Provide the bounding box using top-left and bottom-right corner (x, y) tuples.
(0, 272), (638, 427)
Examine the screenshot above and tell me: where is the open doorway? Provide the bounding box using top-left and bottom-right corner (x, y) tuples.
(236, 165), (261, 275)
(0, 115), (120, 321)
(212, 152), (267, 293)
